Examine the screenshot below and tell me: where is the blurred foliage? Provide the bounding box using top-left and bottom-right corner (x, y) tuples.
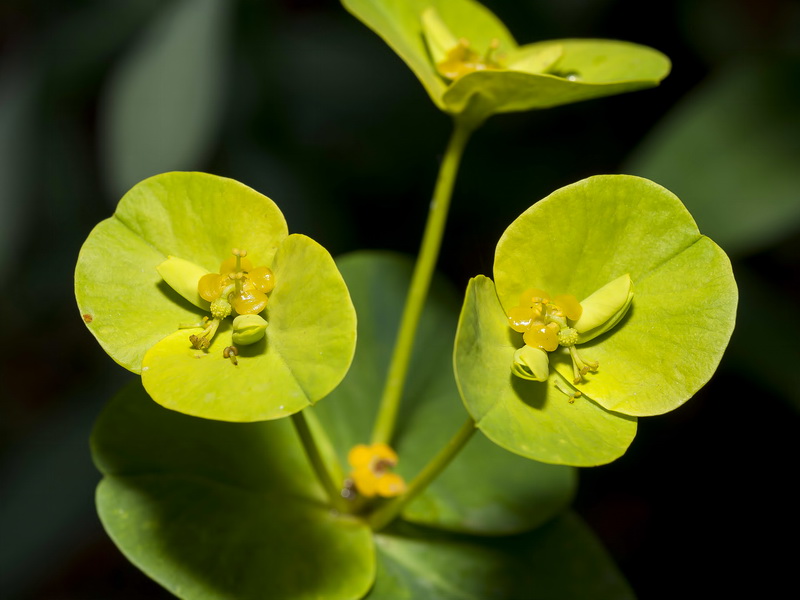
(1, 0), (798, 598)
(99, 0), (230, 198)
(626, 58), (800, 257)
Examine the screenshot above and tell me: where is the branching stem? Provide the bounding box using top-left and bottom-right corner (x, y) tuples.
(368, 417), (476, 531)
(370, 121), (475, 445)
(291, 411), (346, 512)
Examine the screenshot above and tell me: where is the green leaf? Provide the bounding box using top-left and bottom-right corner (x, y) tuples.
(342, 0), (669, 125)
(625, 58), (800, 256)
(311, 251), (575, 534)
(492, 175), (737, 418)
(75, 172), (356, 421)
(92, 381), (375, 600)
(455, 276), (638, 466)
(368, 514), (634, 599)
(100, 0), (230, 197)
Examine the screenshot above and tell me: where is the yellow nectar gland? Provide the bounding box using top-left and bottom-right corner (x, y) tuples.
(346, 443), (406, 499)
(508, 288), (599, 386)
(437, 38), (503, 80)
(189, 248), (275, 352)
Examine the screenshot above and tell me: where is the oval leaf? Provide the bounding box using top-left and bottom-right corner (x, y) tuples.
(92, 381), (375, 600)
(369, 514), (634, 600)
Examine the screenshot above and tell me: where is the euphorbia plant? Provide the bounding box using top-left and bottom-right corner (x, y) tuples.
(77, 1), (736, 598)
(75, 172), (356, 422)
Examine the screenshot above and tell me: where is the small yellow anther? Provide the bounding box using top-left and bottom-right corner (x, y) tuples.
(190, 334), (210, 350)
(555, 379), (582, 403)
(223, 345), (239, 365)
(347, 443), (406, 498)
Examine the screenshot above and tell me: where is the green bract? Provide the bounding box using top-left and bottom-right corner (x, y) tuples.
(75, 172), (357, 422)
(454, 175), (738, 466)
(342, 0), (671, 126)
(90, 312), (631, 599)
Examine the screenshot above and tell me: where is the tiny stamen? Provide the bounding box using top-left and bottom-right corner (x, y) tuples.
(223, 345), (239, 365)
(189, 318), (220, 350)
(555, 379), (582, 403)
(570, 357), (583, 384)
(190, 334), (210, 350)
(568, 345), (599, 383)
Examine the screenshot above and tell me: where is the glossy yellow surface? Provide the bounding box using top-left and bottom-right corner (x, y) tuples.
(197, 250), (275, 315)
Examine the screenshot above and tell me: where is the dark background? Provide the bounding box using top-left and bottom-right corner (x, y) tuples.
(1, 0), (798, 598)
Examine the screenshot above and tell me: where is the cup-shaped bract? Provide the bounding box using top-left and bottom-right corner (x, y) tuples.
(75, 172), (357, 422)
(342, 0), (671, 126)
(454, 175), (737, 466)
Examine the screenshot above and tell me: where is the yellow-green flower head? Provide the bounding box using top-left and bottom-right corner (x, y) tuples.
(508, 277), (634, 392)
(454, 175), (738, 466)
(342, 0), (671, 126)
(75, 172), (357, 422)
(347, 443), (407, 498)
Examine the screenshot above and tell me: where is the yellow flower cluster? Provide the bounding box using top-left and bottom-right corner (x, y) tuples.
(347, 443), (406, 498)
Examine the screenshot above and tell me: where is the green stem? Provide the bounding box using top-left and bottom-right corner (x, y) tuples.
(291, 411), (345, 511)
(368, 417), (476, 531)
(371, 121), (475, 445)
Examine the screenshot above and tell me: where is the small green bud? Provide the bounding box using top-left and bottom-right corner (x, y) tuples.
(232, 314), (268, 345)
(511, 345), (550, 381)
